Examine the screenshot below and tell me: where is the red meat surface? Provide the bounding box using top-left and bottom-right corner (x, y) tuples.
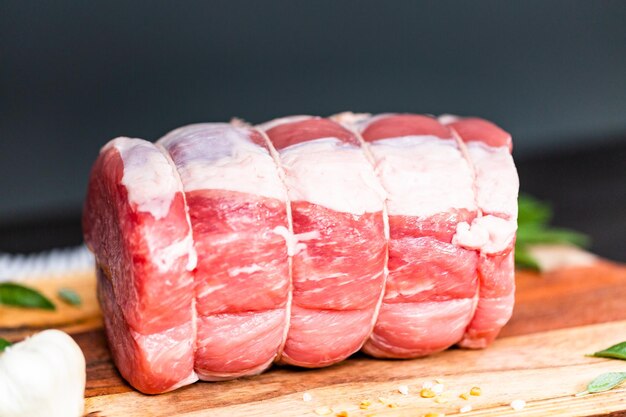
(83, 113), (518, 394)
(445, 117), (517, 348)
(357, 114), (480, 358)
(83, 138), (196, 394)
(159, 124), (290, 379)
(264, 117), (387, 367)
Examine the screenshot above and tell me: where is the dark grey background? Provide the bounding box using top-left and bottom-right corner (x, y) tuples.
(1, 1), (625, 259)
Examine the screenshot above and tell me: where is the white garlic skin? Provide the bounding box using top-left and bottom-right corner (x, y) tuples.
(0, 329), (86, 417)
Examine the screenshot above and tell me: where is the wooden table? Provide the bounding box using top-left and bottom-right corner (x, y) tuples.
(3, 261), (626, 416)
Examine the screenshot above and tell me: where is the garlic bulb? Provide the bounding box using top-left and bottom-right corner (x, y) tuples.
(0, 329), (86, 417)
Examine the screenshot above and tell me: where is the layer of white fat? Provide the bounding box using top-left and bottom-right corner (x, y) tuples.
(257, 115), (314, 132)
(145, 231), (197, 274)
(368, 136), (476, 217)
(105, 137), (179, 221)
(466, 142), (519, 219)
(154, 143), (198, 272)
(158, 123), (285, 201)
(330, 112), (372, 131)
(277, 138), (386, 215)
(272, 226), (321, 257)
(451, 142), (519, 254)
(452, 215), (516, 254)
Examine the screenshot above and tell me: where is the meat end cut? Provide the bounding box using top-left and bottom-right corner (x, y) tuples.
(83, 138), (197, 394)
(83, 112), (519, 394)
(442, 116), (519, 347)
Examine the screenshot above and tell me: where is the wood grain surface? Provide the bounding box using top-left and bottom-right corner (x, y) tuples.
(0, 271), (99, 329)
(3, 261), (626, 416)
(84, 321), (626, 417)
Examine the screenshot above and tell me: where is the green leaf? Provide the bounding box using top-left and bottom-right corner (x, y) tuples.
(0, 338), (11, 352)
(514, 247), (540, 270)
(516, 225), (590, 248)
(518, 194), (552, 226)
(58, 288), (82, 306)
(0, 282), (55, 310)
(515, 195), (592, 270)
(587, 372), (626, 393)
(591, 341), (626, 361)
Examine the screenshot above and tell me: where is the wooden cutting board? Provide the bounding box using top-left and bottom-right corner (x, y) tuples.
(3, 261), (626, 417)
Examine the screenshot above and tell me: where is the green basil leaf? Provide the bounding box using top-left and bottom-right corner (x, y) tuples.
(587, 372), (626, 393)
(514, 247), (540, 270)
(516, 225), (590, 248)
(518, 194), (552, 226)
(58, 288), (82, 306)
(0, 338), (11, 352)
(0, 282), (55, 310)
(591, 341), (626, 361)
(515, 195), (591, 270)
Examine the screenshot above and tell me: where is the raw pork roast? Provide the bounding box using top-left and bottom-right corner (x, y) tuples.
(83, 113), (519, 394)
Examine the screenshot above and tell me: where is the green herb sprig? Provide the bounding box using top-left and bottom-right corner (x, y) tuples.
(589, 341), (626, 361)
(58, 288), (82, 306)
(576, 372), (626, 396)
(0, 282), (56, 310)
(577, 342), (626, 396)
(515, 194), (590, 270)
(0, 338), (11, 352)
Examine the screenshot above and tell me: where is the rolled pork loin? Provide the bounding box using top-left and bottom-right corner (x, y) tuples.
(83, 112), (519, 394)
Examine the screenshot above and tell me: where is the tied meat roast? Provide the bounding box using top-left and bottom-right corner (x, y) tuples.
(82, 113), (519, 394)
